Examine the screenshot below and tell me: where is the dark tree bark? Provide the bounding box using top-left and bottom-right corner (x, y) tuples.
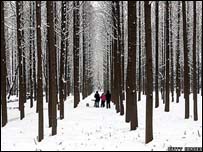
(169, 2), (174, 102)
(47, 2), (52, 128)
(82, 2), (87, 99)
(155, 1), (159, 108)
(145, 1), (153, 144)
(1, 1), (8, 127)
(45, 9), (49, 107)
(161, 13), (166, 102)
(33, 50), (37, 102)
(197, 45), (200, 94)
(113, 1), (123, 114)
(36, 1), (44, 142)
(73, 1), (80, 108)
(32, 2), (37, 103)
(126, 1), (138, 130)
(165, 1), (170, 112)
(182, 1), (190, 119)
(29, 1), (33, 108)
(47, 1), (57, 135)
(119, 1), (124, 116)
(111, 25), (115, 106)
(176, 1), (181, 103)
(107, 33), (110, 92)
(193, 1), (198, 121)
(16, 1), (25, 120)
(59, 1), (66, 120)
(125, 1), (132, 123)
(138, 1), (142, 102)
(121, 1), (125, 101)
(45, 35), (49, 104)
(201, 26), (202, 97)
(65, 2), (70, 98)
(22, 25), (26, 105)
(116, 1), (124, 115)
(112, 1), (119, 112)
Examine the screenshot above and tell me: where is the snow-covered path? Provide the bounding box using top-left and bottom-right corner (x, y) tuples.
(1, 93), (202, 151)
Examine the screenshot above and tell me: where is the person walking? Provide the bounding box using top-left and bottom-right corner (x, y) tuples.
(106, 90), (111, 109)
(94, 91), (100, 108)
(100, 93), (106, 107)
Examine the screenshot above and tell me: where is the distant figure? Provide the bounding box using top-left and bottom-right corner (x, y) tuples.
(100, 93), (106, 107)
(106, 90), (111, 109)
(94, 91), (100, 108)
(86, 103), (90, 107)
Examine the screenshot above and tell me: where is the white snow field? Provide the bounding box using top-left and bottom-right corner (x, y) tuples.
(1, 93), (202, 151)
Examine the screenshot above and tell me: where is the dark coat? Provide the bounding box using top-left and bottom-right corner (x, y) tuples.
(106, 91), (111, 102)
(94, 93), (100, 102)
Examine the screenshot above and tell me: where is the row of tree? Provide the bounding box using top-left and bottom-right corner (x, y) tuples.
(1, 1), (202, 144)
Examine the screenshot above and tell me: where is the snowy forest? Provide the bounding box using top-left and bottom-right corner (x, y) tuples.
(1, 1), (202, 151)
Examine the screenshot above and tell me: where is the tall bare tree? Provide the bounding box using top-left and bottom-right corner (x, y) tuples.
(126, 1), (138, 130)
(32, 2), (37, 102)
(36, 1), (44, 142)
(169, 2), (174, 102)
(193, 1), (198, 121)
(16, 1), (25, 120)
(145, 1), (153, 144)
(29, 1), (33, 108)
(82, 2), (86, 99)
(155, 1), (159, 108)
(47, 1), (57, 135)
(182, 1), (190, 119)
(65, 2), (70, 98)
(1, 1), (8, 127)
(117, 1), (124, 115)
(165, 1), (170, 112)
(176, 1), (181, 103)
(73, 1), (80, 108)
(59, 1), (66, 120)
(121, 1), (125, 102)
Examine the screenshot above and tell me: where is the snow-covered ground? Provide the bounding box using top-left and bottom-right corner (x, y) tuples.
(1, 93), (202, 151)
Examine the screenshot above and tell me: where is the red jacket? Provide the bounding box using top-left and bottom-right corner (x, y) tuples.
(101, 94), (106, 101)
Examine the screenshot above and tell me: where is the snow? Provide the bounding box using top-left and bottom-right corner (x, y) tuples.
(1, 93), (202, 151)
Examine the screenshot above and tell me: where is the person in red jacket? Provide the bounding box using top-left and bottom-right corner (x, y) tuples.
(100, 93), (106, 107)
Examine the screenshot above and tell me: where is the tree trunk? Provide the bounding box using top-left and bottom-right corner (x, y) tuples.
(155, 1), (159, 108)
(113, 1), (121, 114)
(145, 1), (153, 144)
(36, 1), (44, 142)
(16, 1), (25, 120)
(112, 2), (119, 112)
(1, 1), (8, 127)
(82, 2), (87, 99)
(193, 1), (198, 121)
(59, 1), (66, 120)
(169, 2), (174, 102)
(32, 2), (37, 103)
(161, 16), (165, 102)
(65, 2), (70, 98)
(127, 1), (138, 130)
(117, 1), (124, 115)
(73, 1), (80, 108)
(29, 1), (33, 108)
(121, 1), (125, 101)
(165, 1), (170, 112)
(138, 1), (142, 102)
(176, 1), (181, 103)
(47, 1), (57, 135)
(182, 1), (190, 119)
(119, 1), (124, 116)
